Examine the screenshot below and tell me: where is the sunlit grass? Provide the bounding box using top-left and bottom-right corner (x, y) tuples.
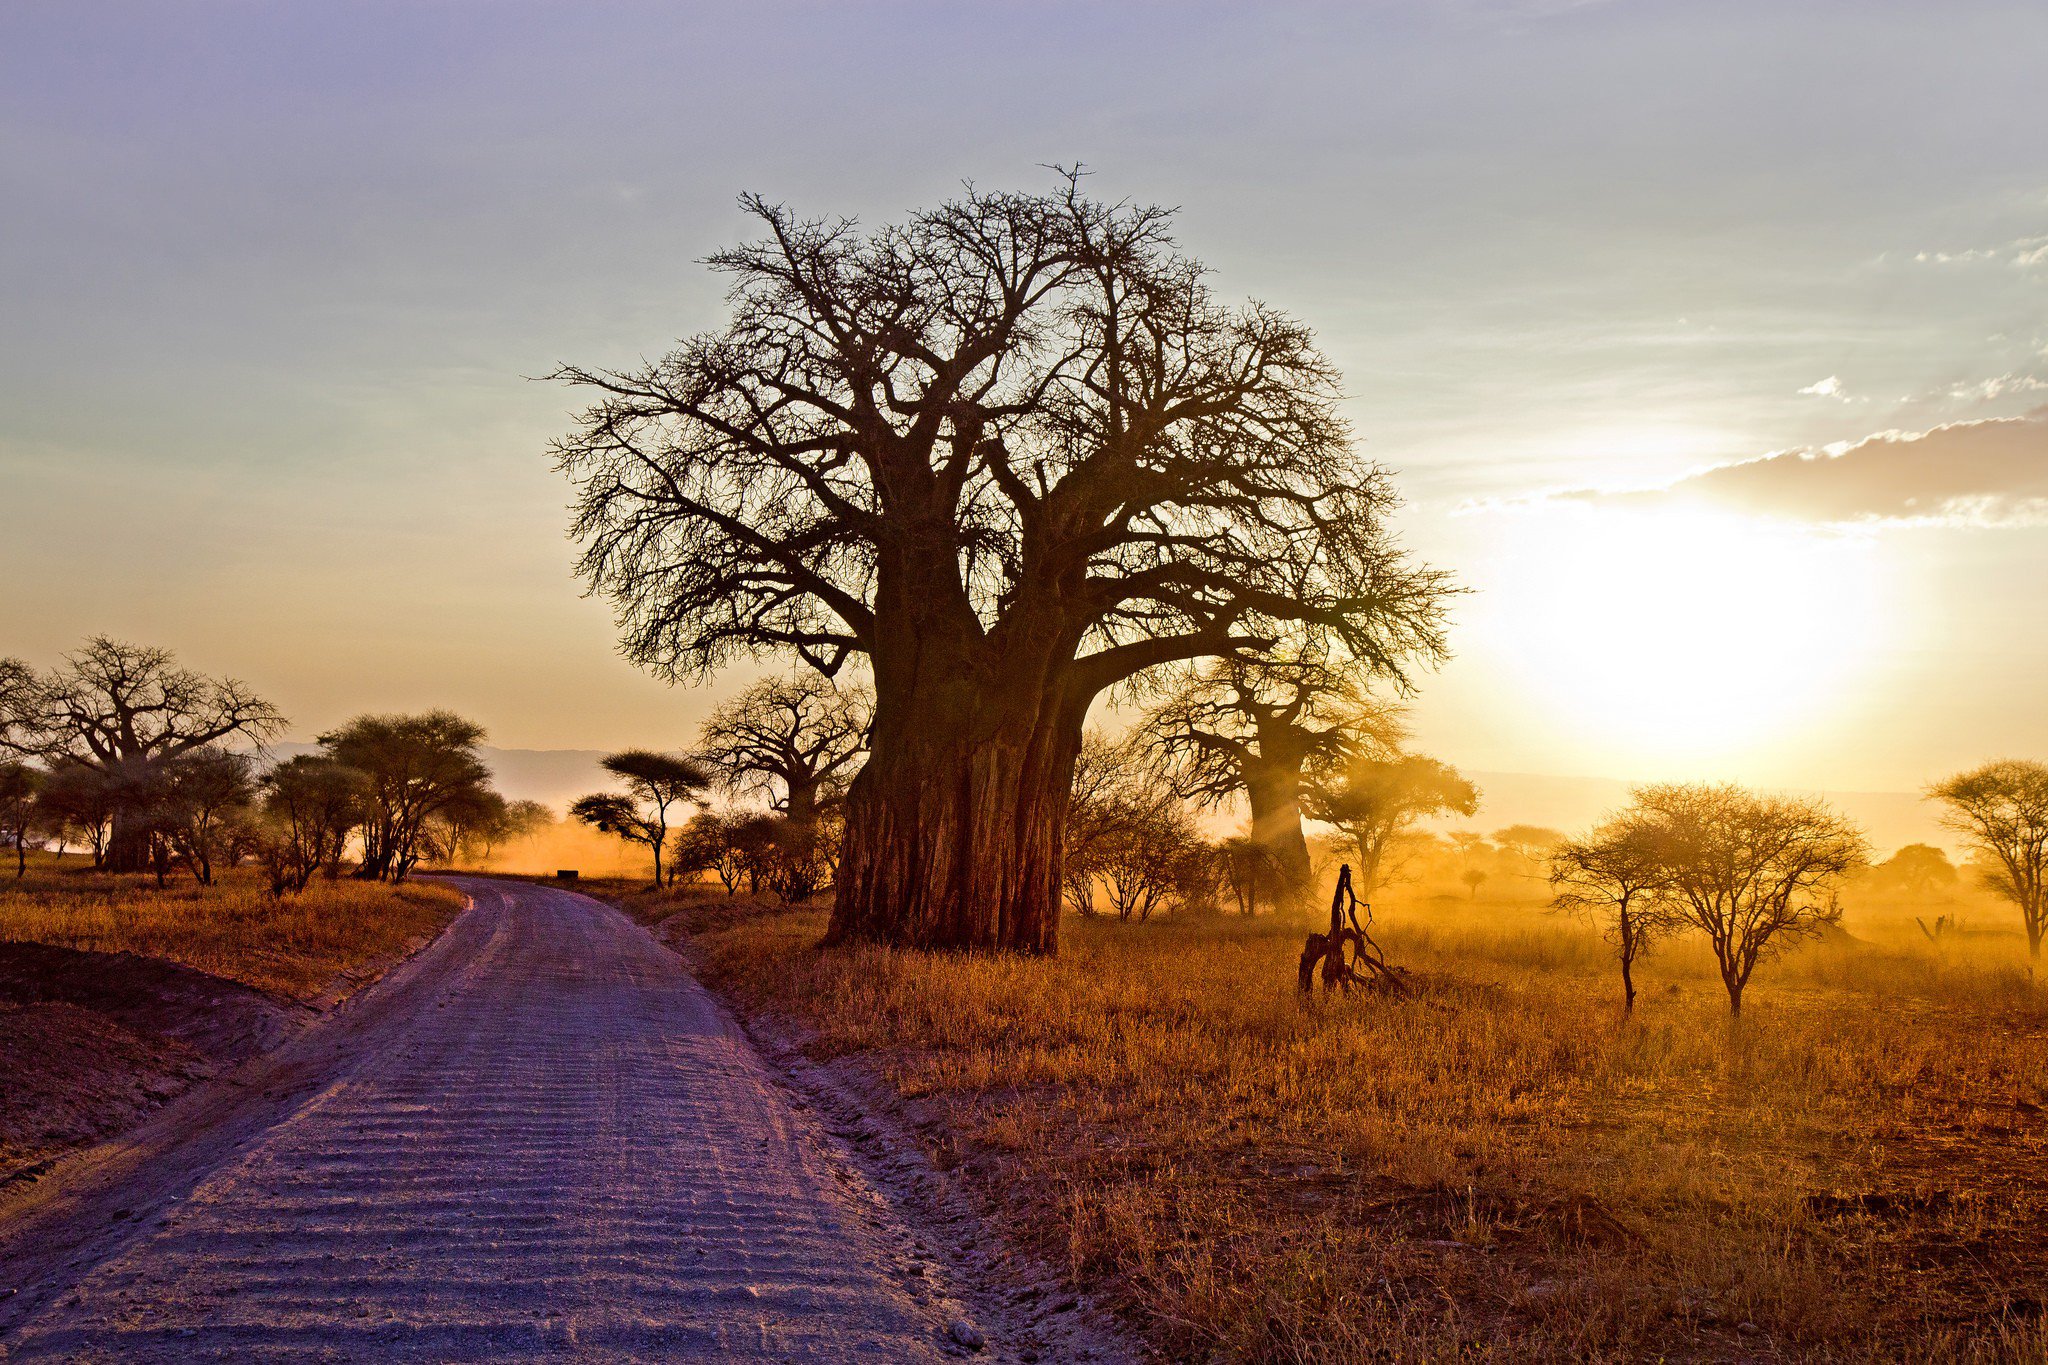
(0, 853), (464, 1000)
(669, 887), (2048, 1361)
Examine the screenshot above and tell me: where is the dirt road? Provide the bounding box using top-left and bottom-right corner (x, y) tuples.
(0, 879), (975, 1361)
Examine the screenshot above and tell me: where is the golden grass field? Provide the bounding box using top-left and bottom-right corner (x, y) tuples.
(603, 873), (2048, 1363)
(0, 854), (464, 1001)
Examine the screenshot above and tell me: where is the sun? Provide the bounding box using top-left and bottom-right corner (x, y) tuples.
(1472, 502), (1889, 774)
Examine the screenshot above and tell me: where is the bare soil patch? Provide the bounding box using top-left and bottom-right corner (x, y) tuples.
(0, 944), (300, 1181)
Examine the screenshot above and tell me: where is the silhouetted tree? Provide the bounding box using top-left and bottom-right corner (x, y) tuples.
(696, 674), (870, 827)
(669, 814), (729, 889)
(261, 755), (369, 885)
(1869, 842), (1960, 900)
(320, 711), (496, 882)
(1305, 754), (1478, 899)
(1137, 650), (1403, 907)
(569, 793), (663, 875)
(1096, 796), (1206, 922)
(1630, 784), (1866, 1014)
(552, 175), (1450, 953)
(1550, 815), (1677, 1013)
(679, 810), (752, 894)
(573, 750), (710, 884)
(1928, 761), (2048, 958)
(1060, 731), (1156, 916)
(0, 658), (38, 755)
(0, 760), (43, 877)
(1215, 835), (1287, 916)
(150, 747), (258, 885)
(1493, 824), (1567, 873)
(497, 800), (558, 856)
(0, 639), (284, 872)
(34, 760), (119, 869)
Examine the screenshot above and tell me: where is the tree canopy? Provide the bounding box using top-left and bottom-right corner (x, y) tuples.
(320, 711), (497, 882)
(1928, 760), (2048, 957)
(552, 174), (1451, 952)
(1138, 649), (1403, 902)
(695, 674), (869, 824)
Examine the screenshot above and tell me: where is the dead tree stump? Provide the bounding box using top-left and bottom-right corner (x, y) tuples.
(1298, 864), (1407, 996)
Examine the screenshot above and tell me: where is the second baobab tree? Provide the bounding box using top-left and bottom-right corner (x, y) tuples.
(1136, 649), (1404, 909)
(695, 673), (870, 828)
(553, 174), (1450, 953)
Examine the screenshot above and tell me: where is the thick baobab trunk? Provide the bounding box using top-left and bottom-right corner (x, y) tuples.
(1243, 756), (1314, 907)
(106, 809), (153, 874)
(828, 669), (1084, 955)
(784, 779), (819, 828)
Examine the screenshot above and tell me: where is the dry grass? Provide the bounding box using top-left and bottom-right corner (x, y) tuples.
(651, 881), (2048, 1362)
(0, 853), (464, 1000)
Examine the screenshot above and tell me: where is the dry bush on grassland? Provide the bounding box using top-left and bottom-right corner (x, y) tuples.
(0, 855), (463, 999)
(682, 903), (2048, 1363)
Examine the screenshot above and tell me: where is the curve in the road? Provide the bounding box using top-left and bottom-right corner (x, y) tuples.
(0, 878), (957, 1362)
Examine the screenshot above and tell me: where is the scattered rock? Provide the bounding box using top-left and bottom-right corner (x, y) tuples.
(948, 1318), (986, 1351)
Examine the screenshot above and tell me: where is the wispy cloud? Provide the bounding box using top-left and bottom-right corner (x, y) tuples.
(1798, 375), (1848, 398)
(1944, 373), (2048, 402)
(1914, 233), (2048, 271)
(1545, 411), (2048, 529)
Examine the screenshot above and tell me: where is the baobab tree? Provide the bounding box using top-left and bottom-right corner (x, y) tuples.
(552, 174), (1450, 953)
(1928, 760), (2048, 958)
(695, 674), (870, 826)
(0, 638), (284, 872)
(1137, 650), (1403, 907)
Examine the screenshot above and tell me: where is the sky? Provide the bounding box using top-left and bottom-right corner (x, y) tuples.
(3, 0), (2044, 802)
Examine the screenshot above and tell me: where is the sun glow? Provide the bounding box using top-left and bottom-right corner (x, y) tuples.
(1473, 503), (1890, 773)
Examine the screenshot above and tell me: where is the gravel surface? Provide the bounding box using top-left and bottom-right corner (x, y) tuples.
(0, 878), (987, 1361)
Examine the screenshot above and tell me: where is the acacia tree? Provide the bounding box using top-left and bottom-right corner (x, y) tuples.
(260, 755), (369, 892)
(572, 750), (709, 884)
(553, 176), (1449, 953)
(1096, 795), (1206, 922)
(1215, 835), (1286, 916)
(1632, 784), (1866, 1015)
(677, 810), (752, 894)
(1304, 753), (1478, 899)
(1138, 650), (1403, 907)
(36, 760), (120, 868)
(151, 747), (258, 886)
(1550, 815), (1676, 1013)
(1928, 760), (2048, 957)
(696, 674), (871, 826)
(1869, 842), (1959, 900)
(0, 639), (284, 872)
(321, 711), (497, 882)
(0, 761), (42, 877)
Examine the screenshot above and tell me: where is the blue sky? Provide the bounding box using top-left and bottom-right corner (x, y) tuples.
(4, 1), (2044, 792)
